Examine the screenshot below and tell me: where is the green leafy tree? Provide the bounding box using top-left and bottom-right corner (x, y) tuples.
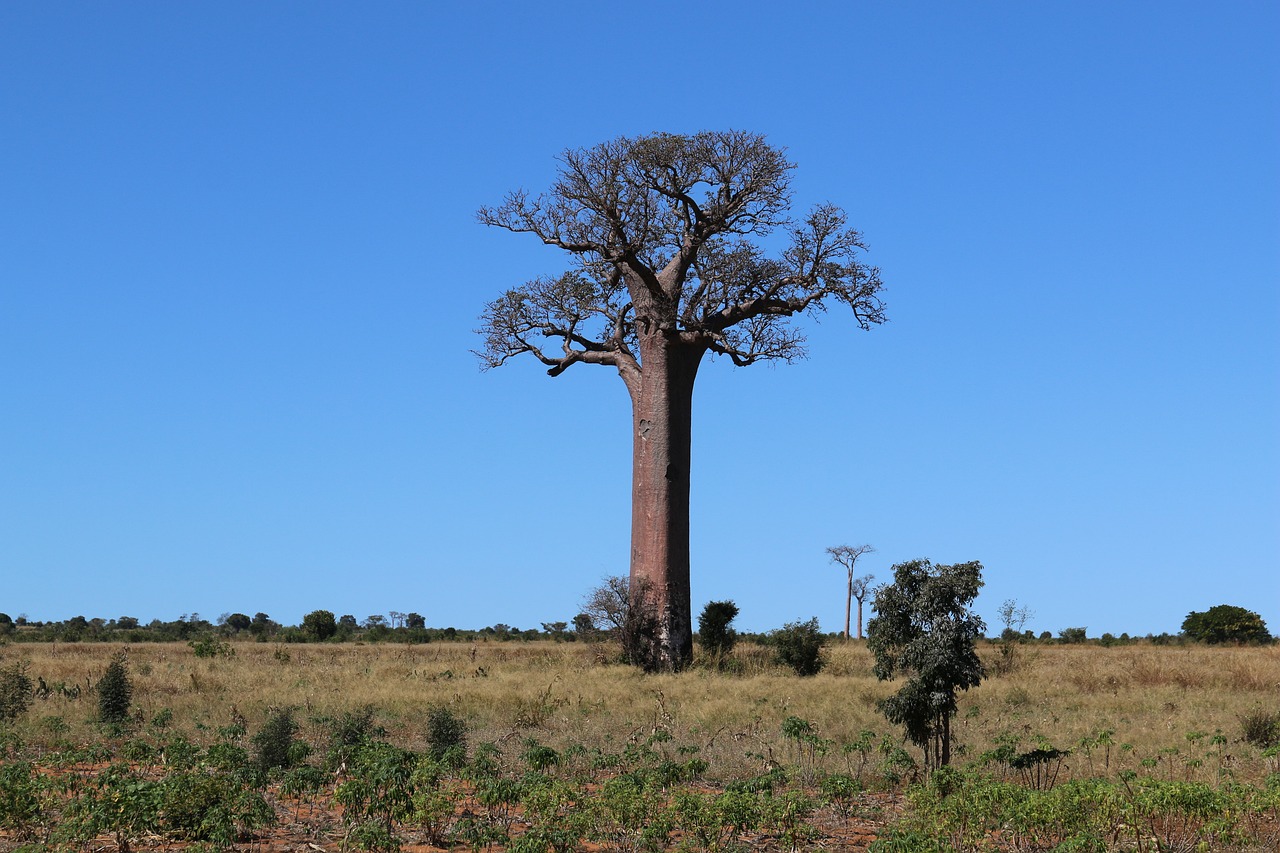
(1182, 605), (1272, 645)
(867, 559), (985, 769)
(477, 131), (886, 671)
(301, 610), (338, 642)
(248, 612), (276, 639)
(772, 618), (827, 676)
(697, 600), (740, 657)
(1058, 626), (1088, 644)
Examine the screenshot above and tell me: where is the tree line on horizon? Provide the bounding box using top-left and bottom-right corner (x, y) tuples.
(0, 599), (1269, 649)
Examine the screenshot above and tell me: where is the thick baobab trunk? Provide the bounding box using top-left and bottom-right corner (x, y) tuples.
(628, 332), (702, 671)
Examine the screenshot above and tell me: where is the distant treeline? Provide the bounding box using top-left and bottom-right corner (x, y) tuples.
(0, 611), (569, 645)
(0, 610), (1231, 647)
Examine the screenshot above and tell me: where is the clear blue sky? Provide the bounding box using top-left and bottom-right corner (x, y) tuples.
(2, 1), (1276, 637)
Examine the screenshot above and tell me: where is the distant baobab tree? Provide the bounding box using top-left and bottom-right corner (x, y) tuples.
(827, 544), (876, 640)
(477, 131), (886, 670)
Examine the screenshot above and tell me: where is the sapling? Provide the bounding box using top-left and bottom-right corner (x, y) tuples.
(95, 653), (133, 725)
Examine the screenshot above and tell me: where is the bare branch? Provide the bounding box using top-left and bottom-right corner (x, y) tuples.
(828, 544), (877, 577)
(477, 132), (884, 382)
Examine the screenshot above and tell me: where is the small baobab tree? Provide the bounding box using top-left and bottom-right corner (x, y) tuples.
(477, 131), (886, 670)
(826, 544), (875, 640)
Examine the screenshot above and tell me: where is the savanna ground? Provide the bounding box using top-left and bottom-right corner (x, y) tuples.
(1, 638), (1278, 851)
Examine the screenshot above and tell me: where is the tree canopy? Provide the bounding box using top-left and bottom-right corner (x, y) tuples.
(476, 130), (885, 385)
(1182, 605), (1272, 645)
(868, 559), (986, 768)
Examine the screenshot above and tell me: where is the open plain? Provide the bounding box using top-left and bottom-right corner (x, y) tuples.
(1, 638), (1277, 850)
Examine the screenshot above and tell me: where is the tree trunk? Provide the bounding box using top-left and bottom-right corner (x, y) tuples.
(844, 574), (853, 640)
(628, 331), (702, 671)
(856, 598), (864, 641)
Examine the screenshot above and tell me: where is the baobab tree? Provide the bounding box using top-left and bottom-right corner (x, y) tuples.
(827, 544), (876, 640)
(477, 131), (886, 670)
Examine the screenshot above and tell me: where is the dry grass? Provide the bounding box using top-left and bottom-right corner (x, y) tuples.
(2, 638), (1277, 784)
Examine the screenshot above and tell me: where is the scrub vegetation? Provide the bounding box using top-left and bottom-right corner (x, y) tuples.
(0, 636), (1277, 851)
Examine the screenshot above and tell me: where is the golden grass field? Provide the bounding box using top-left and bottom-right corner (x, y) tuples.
(4, 638), (1278, 787)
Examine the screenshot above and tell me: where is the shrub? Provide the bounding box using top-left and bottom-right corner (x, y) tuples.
(1240, 708), (1280, 749)
(253, 707), (306, 771)
(698, 600), (740, 658)
(1182, 605), (1272, 645)
(425, 706), (467, 765)
(189, 636), (235, 658)
(96, 653), (133, 724)
(0, 760), (50, 838)
(322, 706), (384, 771)
(772, 618), (827, 676)
(157, 768), (275, 843)
(0, 661), (33, 723)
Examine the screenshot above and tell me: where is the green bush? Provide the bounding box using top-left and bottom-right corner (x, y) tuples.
(425, 706), (467, 766)
(0, 661), (33, 723)
(96, 654), (133, 724)
(189, 636), (235, 659)
(253, 707), (306, 771)
(157, 768), (274, 843)
(697, 600), (740, 658)
(322, 706), (385, 771)
(771, 618), (827, 676)
(0, 761), (51, 839)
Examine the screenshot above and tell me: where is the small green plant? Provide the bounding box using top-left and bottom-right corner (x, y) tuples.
(781, 716), (830, 782)
(771, 618), (827, 676)
(58, 763), (160, 852)
(96, 653), (133, 725)
(321, 705), (384, 770)
(820, 772), (863, 820)
(522, 738), (560, 772)
(156, 767), (275, 844)
(0, 660), (34, 723)
(335, 741), (419, 851)
(0, 761), (53, 841)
